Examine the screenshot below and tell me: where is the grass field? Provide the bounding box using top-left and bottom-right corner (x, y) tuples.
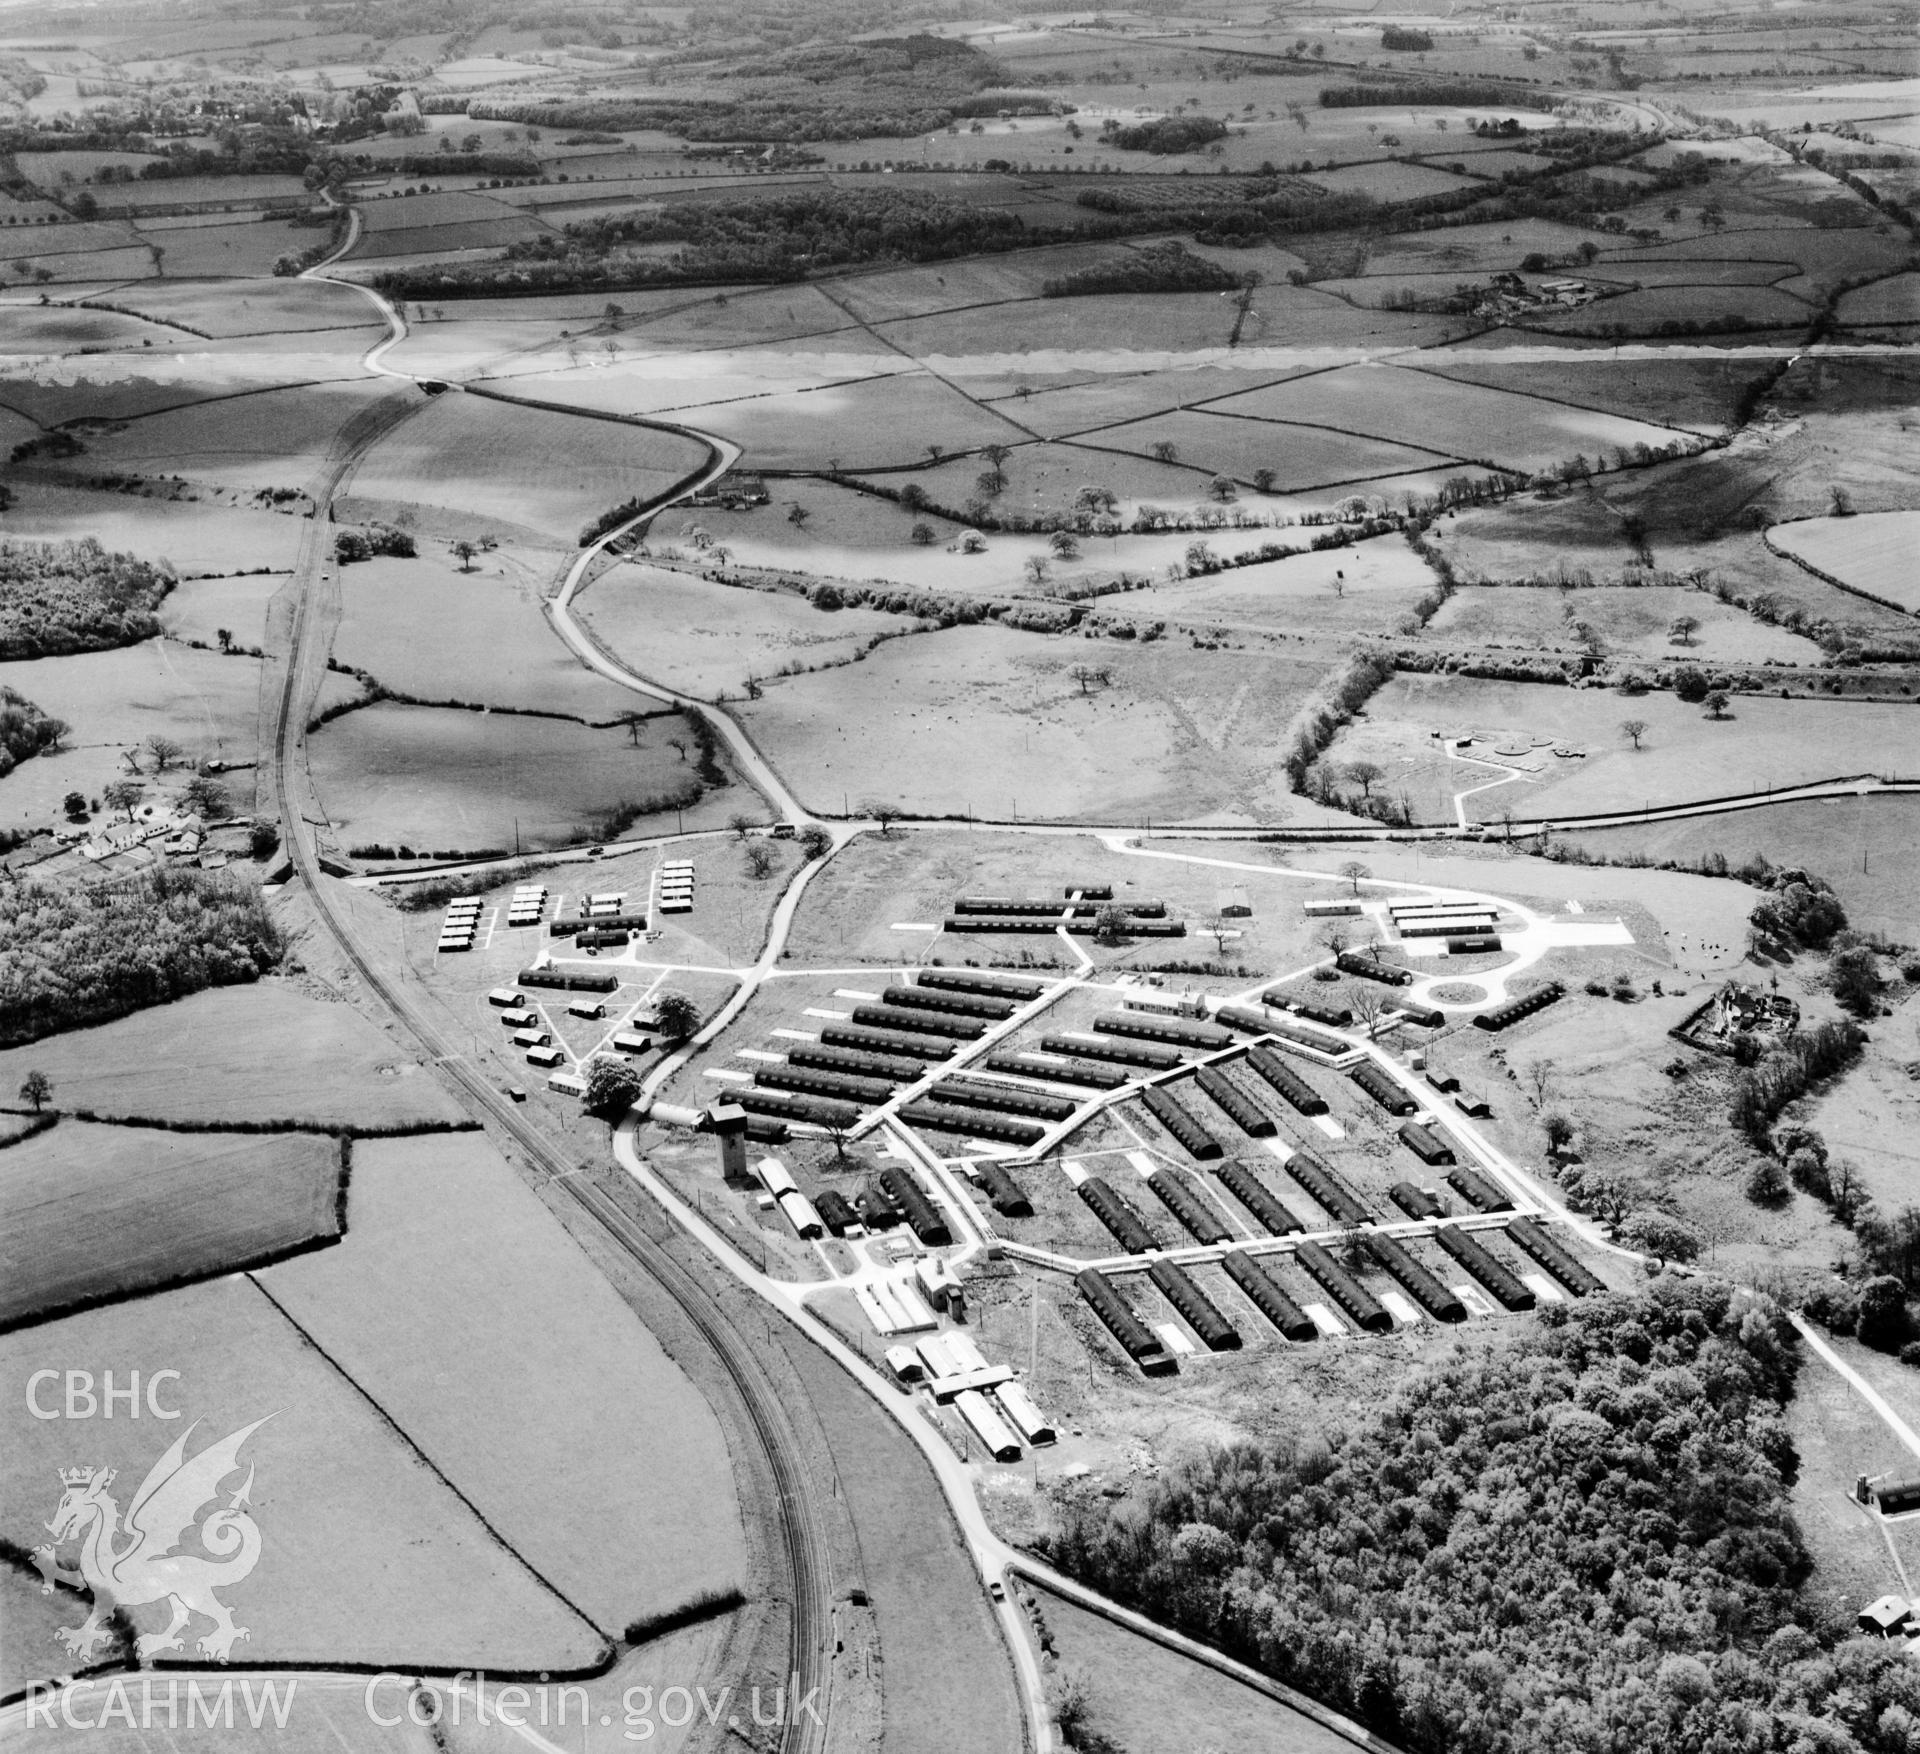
(307, 702), (716, 850)
(0, 1275), (607, 1666)
(97, 278), (378, 337)
(1076, 407), (1454, 490)
(3, 482), (305, 576)
(261, 1132), (749, 1634)
(338, 390), (709, 547)
(1201, 365), (1687, 476)
(0, 1120), (341, 1327)
(1327, 676), (1919, 825)
(1032, 1586), (1361, 1754)
(0, 982), (468, 1128)
(1769, 510), (1920, 611)
(739, 623), (1338, 823)
(1413, 347), (1784, 434)
(1422, 583), (1823, 664)
(138, 215), (328, 278)
(577, 562), (904, 699)
(1532, 283), (1815, 336)
(1839, 272), (1920, 327)
(160, 570), (283, 650)
(330, 551), (642, 718)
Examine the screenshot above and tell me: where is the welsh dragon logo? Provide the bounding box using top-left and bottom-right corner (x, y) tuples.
(32, 1417), (270, 1664)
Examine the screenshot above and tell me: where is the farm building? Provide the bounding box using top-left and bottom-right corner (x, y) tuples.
(1217, 1160), (1304, 1235)
(1222, 1249), (1316, 1341)
(1350, 1061), (1418, 1115)
(1295, 1240), (1392, 1335)
(1473, 983), (1565, 1032)
(1433, 1223), (1535, 1310)
(1506, 1216), (1605, 1296)
(1192, 1065), (1275, 1137)
(973, 1158), (1033, 1217)
(1366, 1235), (1467, 1323)
(1283, 1151), (1370, 1227)
(986, 1050), (1126, 1089)
(1074, 1268), (1173, 1372)
(1446, 1165), (1513, 1214)
(1040, 1033), (1181, 1071)
(1148, 1168), (1232, 1246)
(898, 1100), (1046, 1147)
(1148, 1260), (1241, 1351)
(879, 1163), (953, 1246)
(1389, 1182), (1445, 1221)
(1077, 1176), (1158, 1254)
(1141, 1084), (1223, 1160)
(1245, 1046), (1329, 1115)
(1398, 1120), (1457, 1166)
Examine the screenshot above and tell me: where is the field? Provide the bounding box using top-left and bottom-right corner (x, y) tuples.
(1328, 675), (1920, 825)
(577, 562), (905, 698)
(1415, 348), (1784, 434)
(330, 551), (641, 717)
(260, 1132), (750, 1633)
(1769, 510), (1920, 611)
(0, 1276), (607, 1669)
(307, 702), (722, 851)
(0, 983), (468, 1129)
(160, 570), (284, 650)
(739, 624), (1339, 823)
(337, 389), (711, 547)
(1031, 1586), (1361, 1754)
(1074, 407), (1452, 490)
(2, 482), (306, 576)
(1422, 583), (1823, 664)
(0, 1120), (341, 1327)
(96, 277), (377, 337)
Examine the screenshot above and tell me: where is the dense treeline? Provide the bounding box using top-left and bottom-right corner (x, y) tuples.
(1319, 78), (1558, 111)
(1045, 1281), (1920, 1752)
(0, 686), (67, 780)
(0, 537), (175, 660)
(1041, 241), (1243, 297)
(1107, 115), (1228, 154)
(1730, 1019), (1866, 1144)
(0, 868), (283, 1046)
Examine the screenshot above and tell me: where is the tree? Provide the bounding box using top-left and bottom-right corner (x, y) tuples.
(1617, 1210), (1701, 1265)
(910, 521), (936, 546)
(216, 627), (234, 652)
(1702, 690), (1731, 720)
(744, 842), (775, 879)
(799, 824), (833, 861)
(19, 1070), (50, 1113)
(1543, 1112), (1575, 1156)
(1049, 530), (1080, 560)
(1252, 467), (1276, 493)
(1830, 945), (1880, 1016)
(1620, 717), (1648, 750)
(1525, 1057), (1556, 1108)
(181, 775), (227, 819)
(1339, 860), (1371, 895)
(1023, 555), (1051, 589)
(1746, 1155), (1790, 1205)
(1671, 666), (1709, 704)
(1345, 982), (1387, 1037)
(102, 779), (143, 819)
(1093, 905), (1128, 945)
(861, 798), (900, 837)
(1345, 762), (1383, 801)
(582, 1054), (641, 1124)
(1829, 484), (1854, 517)
(654, 992), (699, 1041)
(1207, 474), (1237, 503)
(1667, 614), (1698, 646)
(787, 503), (810, 527)
(249, 821), (280, 861)
(451, 539), (478, 572)
(62, 791), (87, 821)
(144, 734), (184, 772)
(1856, 1275), (1909, 1350)
(667, 734), (689, 762)
(728, 812), (754, 841)
(1149, 440), (1178, 464)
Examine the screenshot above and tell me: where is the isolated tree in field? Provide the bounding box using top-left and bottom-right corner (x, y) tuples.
(976, 468), (1007, 499)
(1339, 859), (1371, 895)
(1617, 1210), (1700, 1266)
(653, 992), (700, 1041)
(861, 798), (901, 837)
(583, 1055), (641, 1127)
(1524, 1056), (1556, 1109)
(181, 775), (227, 819)
(144, 734), (184, 773)
(1828, 483), (1855, 517)
(1149, 440), (1178, 464)
(667, 733), (689, 762)
(729, 812), (754, 841)
(743, 842), (775, 879)
(1345, 761), (1383, 801)
(1252, 466), (1276, 493)
(910, 521), (936, 546)
(1318, 920), (1350, 957)
(620, 713), (648, 748)
(981, 443), (1011, 470)
(1024, 555), (1051, 589)
(103, 780), (143, 819)
(451, 539), (478, 572)
(62, 791), (87, 821)
(19, 1070), (50, 1113)
(1207, 474), (1237, 503)
(1666, 614), (1697, 646)
(787, 502), (810, 527)
(1703, 690), (1731, 720)
(1049, 530), (1081, 561)
(1542, 1111), (1575, 1157)
(216, 627), (233, 652)
(1620, 718), (1648, 750)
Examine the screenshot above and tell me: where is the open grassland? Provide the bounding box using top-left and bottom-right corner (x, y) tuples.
(1141, 536), (1449, 637)
(1415, 345), (1784, 434)
(261, 1132), (749, 1634)
(0, 983), (467, 1128)
(1839, 272), (1920, 327)
(159, 570), (282, 650)
(139, 215), (331, 278)
(0, 1568), (83, 1701)
(740, 623), (1338, 823)
(0, 642), (261, 826)
(0, 1278), (607, 1668)
(1554, 795), (1920, 939)
(330, 551), (640, 718)
(1329, 676), (1920, 825)
(902, 438), (1259, 520)
(337, 390), (709, 547)
(1422, 583), (1824, 664)
(1032, 1586), (1361, 1754)
(1532, 283), (1816, 336)
(578, 562), (903, 698)
(0, 484), (304, 577)
(1809, 1032), (1920, 1218)
(875, 289), (1239, 358)
(1076, 406), (1453, 489)
(307, 702), (719, 851)
(1770, 510), (1920, 611)
(1202, 364), (1688, 476)
(0, 1121), (340, 1328)
(98, 277), (379, 337)
(0, 303), (172, 353)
